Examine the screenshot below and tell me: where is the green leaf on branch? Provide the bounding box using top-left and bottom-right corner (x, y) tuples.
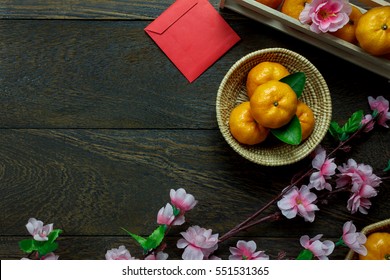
(280, 72), (306, 98)
(328, 110), (364, 141)
(36, 241), (58, 257)
(296, 249), (314, 260)
(384, 160), (390, 172)
(122, 225), (166, 251)
(48, 229), (62, 243)
(271, 115), (302, 145)
(328, 121), (343, 139)
(19, 239), (36, 253)
(343, 110), (364, 133)
(122, 227), (148, 250)
(19, 229), (62, 256)
(172, 205), (180, 216)
(144, 225), (166, 250)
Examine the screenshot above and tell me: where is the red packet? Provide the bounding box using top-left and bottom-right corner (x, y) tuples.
(144, 0), (240, 83)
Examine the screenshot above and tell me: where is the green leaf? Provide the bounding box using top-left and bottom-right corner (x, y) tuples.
(144, 225), (166, 250)
(122, 225), (166, 251)
(384, 160), (390, 172)
(328, 110), (364, 141)
(19, 239), (36, 253)
(341, 110), (363, 134)
(172, 205), (180, 216)
(37, 241), (58, 257)
(271, 115), (302, 145)
(122, 227), (148, 250)
(280, 72), (306, 98)
(328, 121), (343, 139)
(47, 229), (62, 243)
(296, 249), (314, 260)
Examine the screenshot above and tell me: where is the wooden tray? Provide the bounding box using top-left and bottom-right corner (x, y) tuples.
(220, 0), (390, 80)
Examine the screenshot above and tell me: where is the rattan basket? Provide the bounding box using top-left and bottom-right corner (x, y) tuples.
(345, 218), (390, 260)
(216, 48), (332, 166)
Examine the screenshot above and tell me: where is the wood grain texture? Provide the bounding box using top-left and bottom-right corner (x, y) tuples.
(1, 20), (389, 129)
(0, 0), (173, 19)
(1, 129), (388, 236)
(0, 0), (385, 19)
(0, 0), (244, 20)
(1, 0), (390, 261)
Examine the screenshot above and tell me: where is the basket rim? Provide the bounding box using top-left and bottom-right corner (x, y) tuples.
(216, 48), (332, 166)
(345, 218), (390, 260)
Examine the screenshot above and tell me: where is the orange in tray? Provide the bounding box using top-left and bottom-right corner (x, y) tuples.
(254, 0), (283, 9)
(331, 5), (363, 44)
(229, 101), (270, 145)
(281, 0), (312, 20)
(356, 6), (390, 56)
(246, 61), (290, 98)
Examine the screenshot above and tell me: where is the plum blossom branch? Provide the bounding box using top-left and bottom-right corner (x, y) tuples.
(21, 97), (387, 260)
(219, 96), (389, 244)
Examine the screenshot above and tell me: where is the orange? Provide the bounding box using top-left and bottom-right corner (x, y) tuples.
(250, 80), (298, 129)
(296, 100), (315, 141)
(355, 6), (390, 56)
(246, 62), (290, 99)
(229, 102), (270, 145)
(255, 0), (283, 9)
(281, 0), (312, 20)
(331, 5), (363, 44)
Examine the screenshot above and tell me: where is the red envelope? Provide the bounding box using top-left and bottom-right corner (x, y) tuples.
(144, 0), (240, 83)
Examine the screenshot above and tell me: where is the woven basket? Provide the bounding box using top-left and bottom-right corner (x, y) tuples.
(216, 48), (332, 166)
(345, 218), (390, 260)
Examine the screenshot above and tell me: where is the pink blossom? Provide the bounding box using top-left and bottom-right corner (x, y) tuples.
(177, 226), (218, 260)
(229, 240), (269, 260)
(157, 203), (185, 226)
(277, 185), (319, 222)
(21, 252), (59, 260)
(300, 0), (352, 33)
(25, 218), (53, 241)
(105, 245), (135, 260)
(170, 188), (197, 212)
(300, 234), (335, 260)
(309, 146), (337, 191)
(361, 114), (375, 132)
(208, 255), (222, 260)
(40, 253), (59, 260)
(347, 184), (377, 214)
(337, 159), (381, 192)
(368, 96), (390, 128)
(342, 221), (367, 255)
(337, 159), (381, 214)
(145, 251), (169, 260)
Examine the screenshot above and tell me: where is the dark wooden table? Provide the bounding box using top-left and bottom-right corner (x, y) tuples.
(1, 0), (389, 260)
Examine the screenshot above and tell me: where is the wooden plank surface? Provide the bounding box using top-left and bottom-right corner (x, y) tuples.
(0, 0), (171, 19)
(1, 19), (388, 129)
(0, 0), (389, 260)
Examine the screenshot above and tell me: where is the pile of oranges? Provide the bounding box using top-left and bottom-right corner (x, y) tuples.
(229, 61), (315, 145)
(255, 0), (390, 56)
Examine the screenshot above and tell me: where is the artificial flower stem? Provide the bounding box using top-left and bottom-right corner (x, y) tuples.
(219, 212), (281, 243)
(314, 185), (350, 204)
(335, 238), (346, 247)
(219, 167), (315, 243)
(219, 114), (379, 244)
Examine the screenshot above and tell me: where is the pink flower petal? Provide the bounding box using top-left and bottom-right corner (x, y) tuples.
(182, 245), (204, 260)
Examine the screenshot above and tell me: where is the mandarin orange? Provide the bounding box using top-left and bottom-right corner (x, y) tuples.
(250, 80), (298, 129)
(246, 61), (290, 99)
(229, 102), (270, 145)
